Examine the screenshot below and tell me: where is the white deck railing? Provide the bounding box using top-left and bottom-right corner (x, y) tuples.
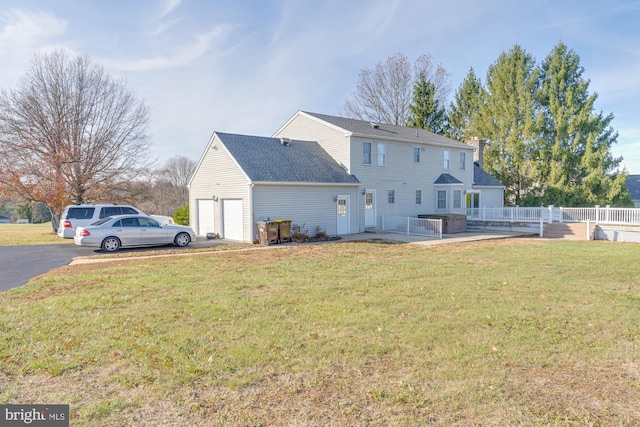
(380, 216), (443, 239)
(467, 207), (549, 223)
(468, 205), (640, 225)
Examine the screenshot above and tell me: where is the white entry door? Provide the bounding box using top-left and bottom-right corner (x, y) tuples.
(364, 190), (376, 227)
(222, 199), (244, 241)
(337, 196), (350, 235)
(197, 199), (215, 235)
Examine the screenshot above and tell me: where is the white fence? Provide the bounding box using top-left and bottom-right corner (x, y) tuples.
(468, 205), (640, 225)
(380, 216), (443, 239)
(467, 207), (547, 223)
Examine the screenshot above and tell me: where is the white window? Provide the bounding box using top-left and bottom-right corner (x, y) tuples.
(388, 190), (395, 204)
(444, 150), (450, 169)
(460, 152), (466, 170)
(416, 190), (422, 205)
(363, 142), (372, 165)
(338, 199), (347, 216)
(414, 147), (420, 163)
(377, 143), (386, 166)
(453, 190), (462, 209)
(437, 190), (447, 210)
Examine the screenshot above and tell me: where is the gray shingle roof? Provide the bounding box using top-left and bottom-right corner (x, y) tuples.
(434, 173), (463, 184)
(302, 111), (471, 149)
(473, 162), (504, 187)
(626, 175), (640, 200)
(216, 132), (360, 184)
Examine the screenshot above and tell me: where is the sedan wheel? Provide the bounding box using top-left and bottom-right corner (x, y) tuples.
(174, 232), (191, 247)
(101, 237), (121, 252)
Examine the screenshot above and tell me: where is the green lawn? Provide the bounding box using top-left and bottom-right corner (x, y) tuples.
(0, 238), (639, 425)
(0, 222), (72, 245)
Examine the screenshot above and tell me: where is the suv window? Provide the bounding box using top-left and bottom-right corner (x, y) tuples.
(100, 207), (120, 218)
(100, 206), (140, 218)
(67, 207), (95, 219)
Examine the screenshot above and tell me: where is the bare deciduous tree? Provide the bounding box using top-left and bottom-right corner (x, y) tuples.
(134, 156), (196, 217)
(0, 50), (152, 231)
(340, 53), (452, 126)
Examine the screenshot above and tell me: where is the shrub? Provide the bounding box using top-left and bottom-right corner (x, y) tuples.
(173, 204), (189, 225)
(291, 223), (309, 242)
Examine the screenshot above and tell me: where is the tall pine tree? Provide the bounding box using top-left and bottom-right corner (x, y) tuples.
(405, 73), (446, 134)
(534, 41), (630, 206)
(447, 67), (483, 142)
(475, 45), (540, 205)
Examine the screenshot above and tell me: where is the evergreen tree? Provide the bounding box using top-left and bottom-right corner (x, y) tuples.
(406, 73), (446, 134)
(534, 41), (630, 206)
(475, 45), (540, 205)
(447, 67), (483, 142)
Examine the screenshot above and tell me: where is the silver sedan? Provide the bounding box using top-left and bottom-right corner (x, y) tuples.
(74, 215), (197, 252)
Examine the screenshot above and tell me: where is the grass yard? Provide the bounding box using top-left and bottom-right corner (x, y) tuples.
(0, 222), (71, 245)
(0, 238), (639, 425)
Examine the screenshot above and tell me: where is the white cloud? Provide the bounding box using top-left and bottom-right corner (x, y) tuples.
(104, 25), (232, 71)
(158, 0), (182, 19)
(0, 9), (66, 48)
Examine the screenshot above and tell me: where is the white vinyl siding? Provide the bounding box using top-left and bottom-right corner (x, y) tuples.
(189, 134), (251, 240)
(273, 113), (478, 228)
(273, 112), (353, 172)
(252, 185), (358, 237)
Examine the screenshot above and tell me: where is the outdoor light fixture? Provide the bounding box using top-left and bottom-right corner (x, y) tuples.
(212, 195), (219, 202)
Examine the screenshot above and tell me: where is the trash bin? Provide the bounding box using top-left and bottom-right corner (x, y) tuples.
(257, 221), (279, 245)
(277, 220), (292, 243)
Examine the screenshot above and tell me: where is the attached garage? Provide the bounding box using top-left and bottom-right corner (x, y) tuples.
(196, 199), (215, 235)
(222, 199), (243, 241)
(188, 132), (360, 243)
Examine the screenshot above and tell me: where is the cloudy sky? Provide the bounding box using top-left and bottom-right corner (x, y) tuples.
(1, 0), (639, 172)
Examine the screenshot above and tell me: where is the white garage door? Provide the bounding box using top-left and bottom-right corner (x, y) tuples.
(222, 199), (244, 241)
(197, 199), (215, 236)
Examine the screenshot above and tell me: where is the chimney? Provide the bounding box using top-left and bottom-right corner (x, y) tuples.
(467, 137), (485, 169)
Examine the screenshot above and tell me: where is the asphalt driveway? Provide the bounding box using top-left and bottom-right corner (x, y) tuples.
(0, 238), (232, 292)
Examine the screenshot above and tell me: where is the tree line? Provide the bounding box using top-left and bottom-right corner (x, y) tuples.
(343, 43), (631, 207)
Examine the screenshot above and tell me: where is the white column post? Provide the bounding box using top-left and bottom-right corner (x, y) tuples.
(539, 216), (544, 237)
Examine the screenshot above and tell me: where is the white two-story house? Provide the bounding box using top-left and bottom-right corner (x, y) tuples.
(188, 111), (504, 242)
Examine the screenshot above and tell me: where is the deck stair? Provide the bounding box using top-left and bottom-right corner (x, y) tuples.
(543, 222), (595, 240)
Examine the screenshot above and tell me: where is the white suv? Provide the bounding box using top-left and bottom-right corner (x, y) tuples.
(57, 204), (174, 238)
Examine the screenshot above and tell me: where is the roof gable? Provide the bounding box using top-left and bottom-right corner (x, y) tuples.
(473, 162), (504, 187)
(216, 132), (359, 184)
(627, 175), (640, 200)
(300, 111), (471, 150)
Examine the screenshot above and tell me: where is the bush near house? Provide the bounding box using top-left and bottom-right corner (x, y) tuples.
(173, 204), (189, 225)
